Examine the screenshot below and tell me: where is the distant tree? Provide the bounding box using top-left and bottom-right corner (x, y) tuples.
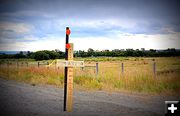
(77, 50), (88, 57)
(43, 50), (60, 59)
(1, 48), (180, 60)
(58, 51), (65, 58)
(0, 54), (15, 59)
(14, 51), (26, 59)
(125, 49), (134, 56)
(55, 49), (60, 52)
(34, 51), (49, 61)
(87, 48), (94, 57)
(150, 49), (156, 52)
(26, 51), (33, 58)
(167, 48), (176, 52)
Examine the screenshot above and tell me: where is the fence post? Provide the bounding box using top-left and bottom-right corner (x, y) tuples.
(47, 62), (49, 69)
(122, 62), (124, 76)
(7, 60), (9, 77)
(96, 62), (99, 77)
(55, 60), (57, 68)
(26, 62), (28, 67)
(153, 62), (156, 78)
(81, 67), (84, 71)
(17, 61), (19, 68)
(7, 60), (9, 67)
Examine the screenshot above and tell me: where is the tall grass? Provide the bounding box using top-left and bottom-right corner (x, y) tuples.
(0, 57), (180, 94)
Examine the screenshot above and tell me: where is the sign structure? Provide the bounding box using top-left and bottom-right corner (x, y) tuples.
(57, 61), (84, 67)
(62, 27), (84, 112)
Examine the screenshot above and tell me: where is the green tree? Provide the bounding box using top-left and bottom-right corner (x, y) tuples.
(34, 51), (50, 61)
(43, 50), (60, 59)
(14, 51), (26, 59)
(87, 48), (94, 57)
(58, 51), (65, 58)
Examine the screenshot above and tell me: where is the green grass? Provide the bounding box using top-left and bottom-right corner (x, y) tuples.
(75, 57), (129, 62)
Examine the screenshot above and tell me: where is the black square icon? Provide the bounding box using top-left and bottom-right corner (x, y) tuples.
(165, 101), (179, 116)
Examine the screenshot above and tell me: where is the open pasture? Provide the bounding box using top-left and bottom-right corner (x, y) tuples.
(0, 57), (180, 94)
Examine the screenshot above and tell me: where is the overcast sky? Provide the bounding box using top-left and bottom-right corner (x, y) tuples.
(0, 0), (180, 51)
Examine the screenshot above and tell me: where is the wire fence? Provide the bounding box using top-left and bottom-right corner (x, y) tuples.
(0, 59), (178, 78)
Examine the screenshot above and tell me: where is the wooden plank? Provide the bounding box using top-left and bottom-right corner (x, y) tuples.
(57, 61), (84, 67)
(66, 67), (73, 112)
(66, 41), (74, 112)
(68, 43), (73, 61)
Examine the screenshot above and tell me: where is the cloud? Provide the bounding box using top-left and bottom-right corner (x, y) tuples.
(0, 22), (32, 33)
(0, 22), (34, 44)
(2, 32), (178, 51)
(1, 0), (180, 34)
(0, 42), (27, 51)
(19, 36), (65, 51)
(0, 0), (180, 50)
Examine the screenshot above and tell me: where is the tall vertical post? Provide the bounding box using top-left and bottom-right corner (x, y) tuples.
(122, 62), (124, 76)
(7, 60), (9, 67)
(17, 60), (19, 68)
(81, 67), (84, 71)
(55, 60), (57, 68)
(64, 27), (74, 112)
(47, 62), (49, 69)
(153, 62), (156, 78)
(96, 62), (99, 77)
(7, 60), (9, 78)
(26, 62), (28, 67)
(64, 27), (69, 111)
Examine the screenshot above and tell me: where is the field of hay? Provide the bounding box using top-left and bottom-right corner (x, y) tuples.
(0, 57), (180, 94)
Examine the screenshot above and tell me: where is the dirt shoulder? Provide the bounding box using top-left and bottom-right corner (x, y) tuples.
(0, 78), (179, 116)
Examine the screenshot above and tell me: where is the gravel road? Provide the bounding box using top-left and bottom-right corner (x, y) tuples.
(0, 78), (179, 116)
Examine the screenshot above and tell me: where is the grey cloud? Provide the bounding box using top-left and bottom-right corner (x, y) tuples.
(1, 0), (179, 19)
(0, 0), (180, 35)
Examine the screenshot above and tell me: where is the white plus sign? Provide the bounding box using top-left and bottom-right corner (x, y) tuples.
(168, 104), (177, 113)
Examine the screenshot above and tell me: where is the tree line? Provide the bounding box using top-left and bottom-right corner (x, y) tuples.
(0, 48), (179, 60)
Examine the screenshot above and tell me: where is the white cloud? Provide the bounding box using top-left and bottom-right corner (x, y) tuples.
(73, 33), (180, 50)
(154, 33), (180, 49)
(55, 18), (137, 29)
(1, 31), (179, 51)
(21, 36), (65, 51)
(71, 34), (157, 51)
(0, 42), (27, 51)
(0, 22), (32, 34)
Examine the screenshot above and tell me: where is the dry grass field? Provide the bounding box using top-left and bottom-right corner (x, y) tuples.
(0, 57), (180, 94)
